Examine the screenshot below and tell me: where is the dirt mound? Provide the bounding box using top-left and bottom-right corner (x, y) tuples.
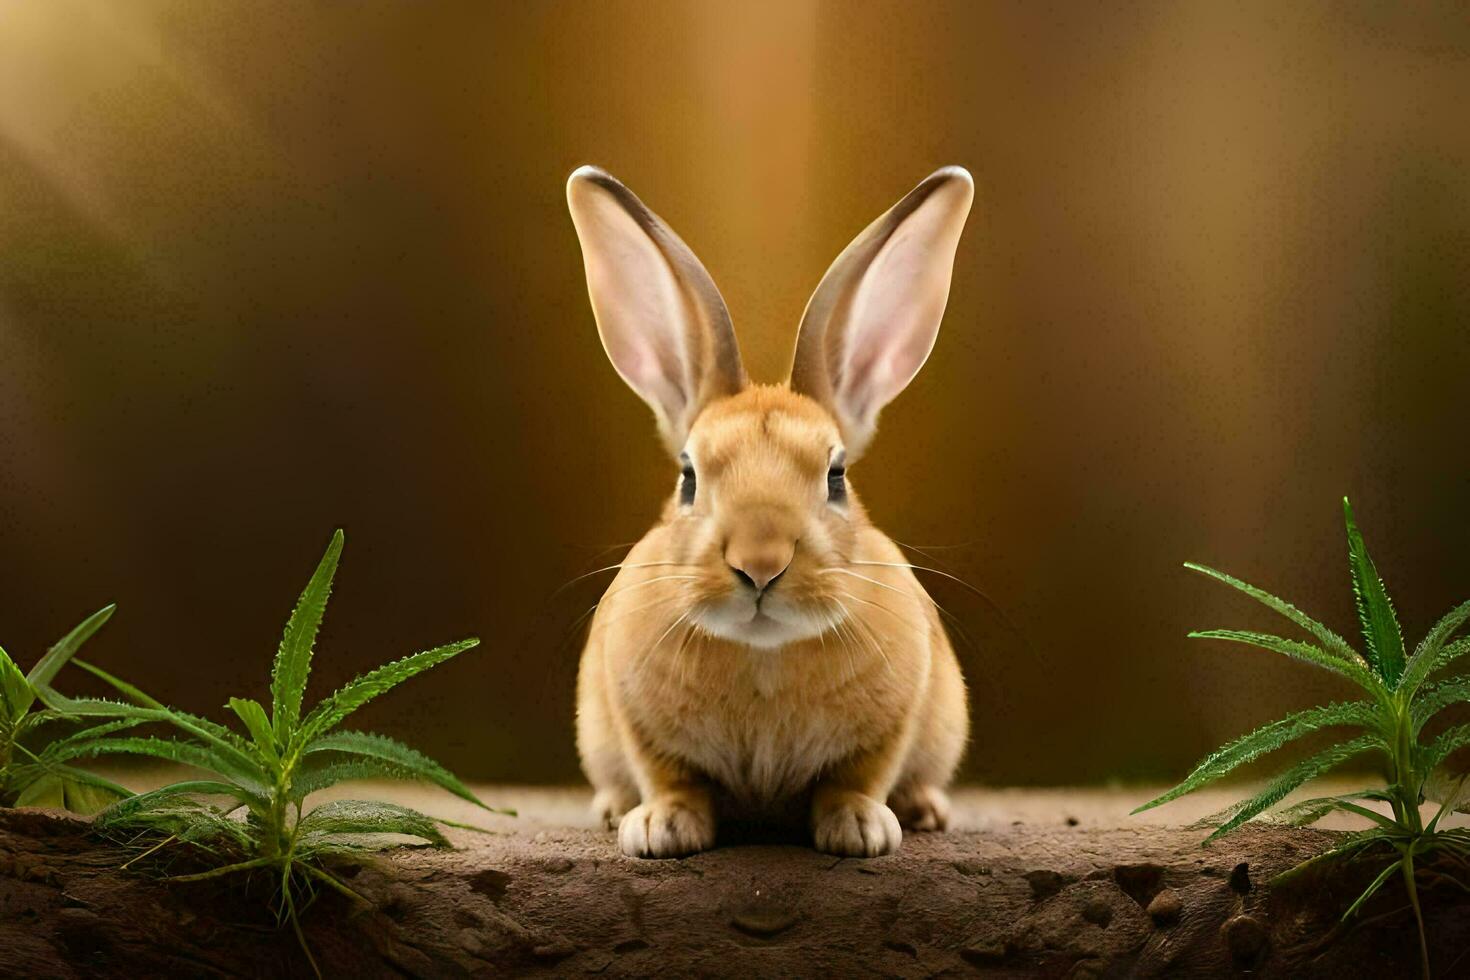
(1, 798), (1463, 977)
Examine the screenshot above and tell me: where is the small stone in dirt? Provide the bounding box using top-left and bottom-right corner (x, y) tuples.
(1069, 959), (1105, 979)
(1228, 862), (1252, 894)
(612, 937), (650, 954)
(960, 943), (1009, 966)
(952, 859), (992, 877)
(1025, 870), (1067, 900)
(1065, 816), (1080, 827)
(1221, 914), (1268, 965)
(532, 941), (576, 962)
(1081, 897), (1113, 927)
(1147, 888), (1181, 926)
(883, 939), (918, 957)
(730, 902), (799, 938)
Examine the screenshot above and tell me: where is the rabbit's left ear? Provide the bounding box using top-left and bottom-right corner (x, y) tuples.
(789, 167), (973, 460)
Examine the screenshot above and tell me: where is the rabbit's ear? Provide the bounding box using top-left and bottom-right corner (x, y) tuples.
(789, 167), (973, 459)
(567, 166), (746, 454)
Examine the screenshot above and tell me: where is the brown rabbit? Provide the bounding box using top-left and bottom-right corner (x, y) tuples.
(566, 165), (973, 858)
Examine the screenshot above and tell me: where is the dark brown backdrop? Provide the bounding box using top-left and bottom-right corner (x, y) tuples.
(2, 1), (1468, 785)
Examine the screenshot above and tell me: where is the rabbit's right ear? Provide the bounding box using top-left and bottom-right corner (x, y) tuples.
(567, 167), (746, 454)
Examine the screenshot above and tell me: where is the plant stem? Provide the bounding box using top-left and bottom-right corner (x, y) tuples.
(1402, 846), (1431, 979)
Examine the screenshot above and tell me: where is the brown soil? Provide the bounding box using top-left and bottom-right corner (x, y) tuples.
(1, 787), (1465, 978)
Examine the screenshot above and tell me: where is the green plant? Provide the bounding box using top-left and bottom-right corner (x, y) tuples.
(0, 606), (132, 813)
(37, 530), (507, 972)
(1135, 498), (1470, 978)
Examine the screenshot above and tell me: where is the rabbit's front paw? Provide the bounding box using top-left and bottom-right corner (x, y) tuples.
(618, 795), (715, 858)
(812, 791), (902, 857)
(592, 788), (638, 830)
(889, 783), (951, 832)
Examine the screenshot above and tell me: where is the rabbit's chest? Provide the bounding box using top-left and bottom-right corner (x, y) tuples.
(644, 655), (881, 802)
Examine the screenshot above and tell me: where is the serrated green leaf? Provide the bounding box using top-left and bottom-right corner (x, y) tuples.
(1342, 498), (1406, 686)
(96, 780), (255, 827)
(295, 798), (449, 848)
(303, 730), (487, 808)
(0, 646), (30, 723)
(1267, 790), (1398, 829)
(1419, 638), (1470, 689)
(1421, 723), (1470, 775)
(47, 736), (270, 798)
(1188, 629), (1387, 697)
(72, 658), (166, 709)
(287, 758), (414, 801)
(229, 698), (278, 762)
(1205, 733), (1384, 841)
(34, 691), (260, 777)
(97, 796), (255, 850)
(1411, 675), (1470, 734)
(1184, 562), (1363, 664)
(38, 717), (143, 757)
(1133, 700), (1384, 813)
(271, 530), (344, 742)
(17, 604), (115, 716)
(295, 639), (478, 746)
(1400, 599), (1470, 696)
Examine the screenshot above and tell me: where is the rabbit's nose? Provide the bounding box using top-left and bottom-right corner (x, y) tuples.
(725, 540), (794, 593)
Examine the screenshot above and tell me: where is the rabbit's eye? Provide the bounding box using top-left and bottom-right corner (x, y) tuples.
(827, 453), (847, 506)
(678, 453), (696, 507)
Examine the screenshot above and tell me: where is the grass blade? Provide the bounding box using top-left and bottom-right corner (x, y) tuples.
(72, 658), (167, 709)
(1133, 700), (1383, 813)
(229, 698), (278, 762)
(295, 639), (478, 745)
(0, 645), (29, 723)
(1342, 498), (1406, 686)
(271, 530), (344, 742)
(20, 604), (116, 714)
(1341, 857), (1403, 921)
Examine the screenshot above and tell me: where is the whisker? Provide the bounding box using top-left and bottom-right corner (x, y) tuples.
(597, 591), (696, 630)
(825, 567), (979, 652)
(847, 558), (1031, 654)
(832, 598), (893, 676)
(830, 608), (861, 684)
(832, 589), (928, 636)
(597, 574), (702, 603)
(553, 560), (701, 597)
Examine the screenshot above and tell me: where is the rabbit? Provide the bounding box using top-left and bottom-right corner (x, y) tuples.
(566, 164), (973, 859)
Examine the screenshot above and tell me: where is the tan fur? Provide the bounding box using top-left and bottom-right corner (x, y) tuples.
(576, 387), (968, 857)
(567, 166), (974, 858)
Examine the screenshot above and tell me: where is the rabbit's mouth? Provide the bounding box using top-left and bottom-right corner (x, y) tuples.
(693, 594), (843, 650)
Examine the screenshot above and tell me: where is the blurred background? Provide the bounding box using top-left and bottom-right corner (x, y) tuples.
(1, 1), (1468, 787)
